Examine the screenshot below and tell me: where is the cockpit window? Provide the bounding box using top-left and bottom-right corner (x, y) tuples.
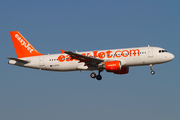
(159, 50), (167, 53)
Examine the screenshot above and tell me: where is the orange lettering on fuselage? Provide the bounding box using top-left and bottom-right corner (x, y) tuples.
(66, 55), (73, 61)
(106, 50), (112, 58)
(93, 51), (98, 58)
(57, 49), (140, 62)
(130, 49), (140, 56)
(122, 50), (129, 57)
(58, 55), (65, 62)
(115, 50), (121, 58)
(98, 52), (105, 59)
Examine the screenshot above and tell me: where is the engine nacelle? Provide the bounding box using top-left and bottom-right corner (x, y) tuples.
(102, 61), (129, 74)
(104, 61), (121, 71)
(113, 67), (129, 74)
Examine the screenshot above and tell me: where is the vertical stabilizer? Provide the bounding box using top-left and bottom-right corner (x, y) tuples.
(10, 31), (44, 58)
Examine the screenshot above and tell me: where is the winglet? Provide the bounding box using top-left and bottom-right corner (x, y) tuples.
(60, 49), (65, 54)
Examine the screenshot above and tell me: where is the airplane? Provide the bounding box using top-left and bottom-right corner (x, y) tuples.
(8, 31), (174, 80)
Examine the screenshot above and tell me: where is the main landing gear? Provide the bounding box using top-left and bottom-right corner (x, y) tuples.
(90, 70), (103, 80)
(150, 64), (155, 75)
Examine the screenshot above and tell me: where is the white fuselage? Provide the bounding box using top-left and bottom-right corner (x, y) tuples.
(9, 46), (174, 71)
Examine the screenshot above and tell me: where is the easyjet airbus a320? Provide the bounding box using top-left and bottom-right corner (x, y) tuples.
(8, 31), (174, 80)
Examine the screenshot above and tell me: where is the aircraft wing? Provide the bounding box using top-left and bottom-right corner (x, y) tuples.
(61, 50), (104, 66)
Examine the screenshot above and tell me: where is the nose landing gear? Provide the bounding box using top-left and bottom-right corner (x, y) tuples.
(150, 64), (155, 75)
(90, 70), (103, 80)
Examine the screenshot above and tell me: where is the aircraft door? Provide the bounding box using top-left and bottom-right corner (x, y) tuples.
(148, 47), (153, 58)
(39, 57), (45, 68)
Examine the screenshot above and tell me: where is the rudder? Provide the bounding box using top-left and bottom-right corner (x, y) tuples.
(10, 31), (43, 58)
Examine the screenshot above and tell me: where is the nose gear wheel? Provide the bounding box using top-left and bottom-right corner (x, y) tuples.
(150, 64), (155, 75)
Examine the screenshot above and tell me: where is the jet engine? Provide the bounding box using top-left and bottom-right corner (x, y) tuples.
(98, 61), (129, 74)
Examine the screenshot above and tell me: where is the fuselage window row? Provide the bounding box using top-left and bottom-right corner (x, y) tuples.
(49, 51), (148, 61)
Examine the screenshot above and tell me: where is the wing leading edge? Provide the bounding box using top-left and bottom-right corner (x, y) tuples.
(61, 49), (104, 66)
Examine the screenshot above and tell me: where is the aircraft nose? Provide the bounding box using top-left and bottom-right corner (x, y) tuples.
(169, 53), (175, 61)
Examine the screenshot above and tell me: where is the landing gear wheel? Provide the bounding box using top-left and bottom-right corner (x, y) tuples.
(90, 72), (96, 78)
(150, 64), (155, 75)
(151, 71), (155, 75)
(90, 70), (103, 80)
(96, 75), (102, 80)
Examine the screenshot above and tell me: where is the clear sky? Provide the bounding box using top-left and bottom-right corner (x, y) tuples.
(1, 0), (180, 120)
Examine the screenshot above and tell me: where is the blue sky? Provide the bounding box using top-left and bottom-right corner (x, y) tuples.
(1, 0), (180, 120)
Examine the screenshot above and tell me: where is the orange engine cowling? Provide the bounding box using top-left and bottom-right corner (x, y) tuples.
(104, 61), (129, 74)
(105, 61), (121, 71)
(113, 67), (129, 74)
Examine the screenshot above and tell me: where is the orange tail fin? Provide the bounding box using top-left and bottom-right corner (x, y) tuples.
(10, 31), (44, 58)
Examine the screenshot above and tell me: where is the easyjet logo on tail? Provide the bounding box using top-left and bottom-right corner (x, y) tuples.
(10, 31), (44, 58)
(15, 34), (34, 53)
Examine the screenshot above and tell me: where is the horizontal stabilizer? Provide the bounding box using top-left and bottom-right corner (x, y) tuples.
(7, 57), (30, 64)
